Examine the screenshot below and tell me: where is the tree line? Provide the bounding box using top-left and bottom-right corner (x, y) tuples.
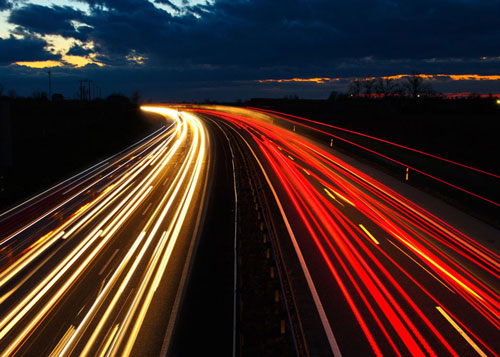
(346, 73), (436, 98)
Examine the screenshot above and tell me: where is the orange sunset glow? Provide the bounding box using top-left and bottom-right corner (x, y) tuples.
(258, 74), (500, 84)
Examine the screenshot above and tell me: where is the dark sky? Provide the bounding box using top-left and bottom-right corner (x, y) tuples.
(0, 0), (499, 100)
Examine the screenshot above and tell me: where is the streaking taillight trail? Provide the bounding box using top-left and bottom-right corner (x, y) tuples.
(194, 106), (499, 356)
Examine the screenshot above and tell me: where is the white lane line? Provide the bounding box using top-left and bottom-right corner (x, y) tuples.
(232, 128), (342, 357)
(211, 119), (239, 357)
(142, 202), (153, 216)
(358, 224), (379, 245)
(435, 306), (487, 357)
(98, 249), (120, 276)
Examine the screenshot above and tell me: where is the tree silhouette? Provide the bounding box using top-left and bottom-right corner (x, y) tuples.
(404, 73), (434, 98)
(362, 79), (376, 98)
(375, 77), (398, 97)
(349, 78), (362, 96)
(328, 90), (340, 102)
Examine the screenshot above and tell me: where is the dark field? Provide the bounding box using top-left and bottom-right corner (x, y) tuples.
(0, 96), (163, 211)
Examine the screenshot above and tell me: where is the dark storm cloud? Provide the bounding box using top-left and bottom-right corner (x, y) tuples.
(66, 43), (92, 57)
(180, 0), (500, 64)
(82, 0), (172, 59)
(8, 4), (87, 40)
(7, 0), (500, 69)
(0, 0), (11, 11)
(76, 0), (500, 71)
(3, 0), (500, 99)
(0, 35), (61, 65)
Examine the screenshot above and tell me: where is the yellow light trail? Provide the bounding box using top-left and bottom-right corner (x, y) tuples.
(0, 106), (209, 356)
(0, 127), (177, 295)
(0, 129), (177, 307)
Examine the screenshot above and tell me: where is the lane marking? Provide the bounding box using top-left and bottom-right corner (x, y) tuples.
(303, 168), (310, 176)
(212, 120), (240, 357)
(328, 187), (355, 207)
(230, 129), (342, 357)
(214, 119), (239, 357)
(323, 188), (345, 207)
(288, 155), (295, 161)
(435, 306), (487, 357)
(98, 249), (120, 276)
(77, 304), (87, 317)
(358, 224), (379, 245)
(142, 202), (153, 216)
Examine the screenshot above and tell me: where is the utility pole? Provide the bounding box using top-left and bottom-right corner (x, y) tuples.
(48, 70), (52, 99)
(79, 80), (84, 101)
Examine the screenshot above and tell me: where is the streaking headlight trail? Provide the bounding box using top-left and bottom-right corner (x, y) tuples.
(0, 106), (208, 356)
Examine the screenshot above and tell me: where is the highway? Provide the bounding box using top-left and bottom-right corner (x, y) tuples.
(192, 106), (500, 357)
(0, 107), (209, 356)
(1, 104), (499, 356)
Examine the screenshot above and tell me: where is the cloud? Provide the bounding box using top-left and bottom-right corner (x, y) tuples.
(66, 43), (92, 57)
(0, 0), (11, 11)
(0, 36), (61, 66)
(154, 0), (181, 12)
(2, 0), (500, 99)
(7, 0), (500, 70)
(8, 4), (87, 40)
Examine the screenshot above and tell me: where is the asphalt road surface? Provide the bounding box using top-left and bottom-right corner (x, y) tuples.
(1, 104), (499, 356)
(0, 107), (209, 356)
(192, 106), (500, 357)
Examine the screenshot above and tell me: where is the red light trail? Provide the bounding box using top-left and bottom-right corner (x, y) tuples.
(194, 107), (500, 356)
(247, 107), (500, 201)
